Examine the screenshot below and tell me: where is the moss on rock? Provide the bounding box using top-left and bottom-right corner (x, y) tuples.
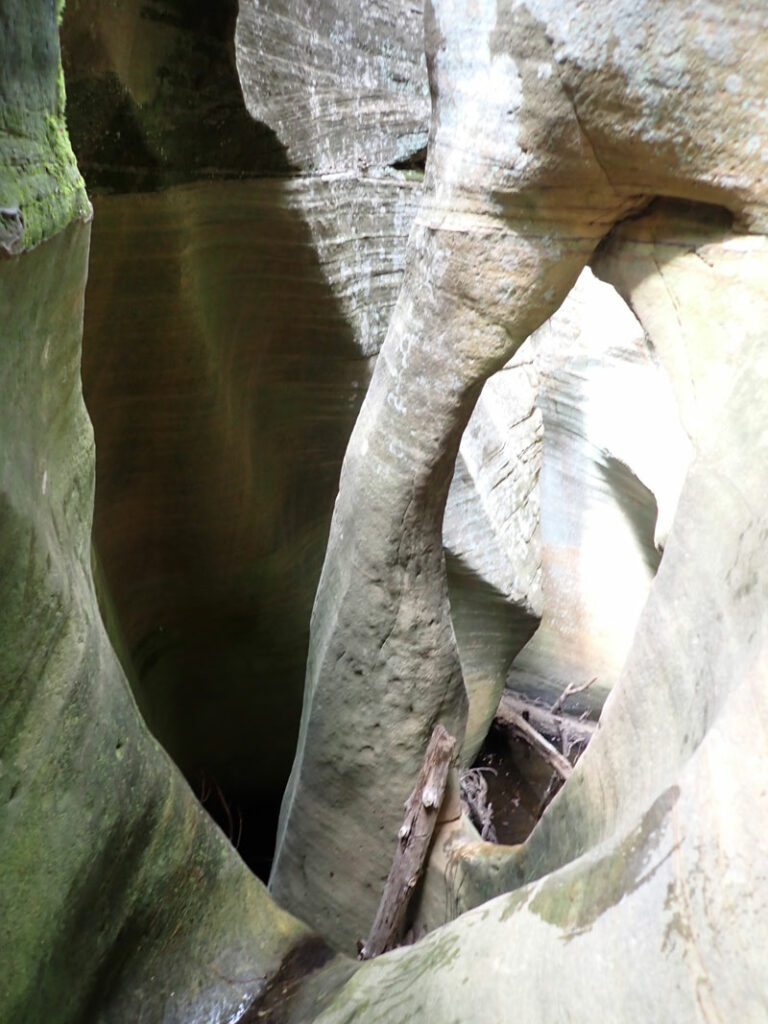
(0, 0), (90, 254)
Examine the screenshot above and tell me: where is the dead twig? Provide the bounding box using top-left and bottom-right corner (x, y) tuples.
(550, 677), (597, 716)
(499, 691), (596, 747)
(359, 724), (456, 960)
(459, 767), (497, 842)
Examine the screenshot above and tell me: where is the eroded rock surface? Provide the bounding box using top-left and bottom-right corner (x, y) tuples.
(268, 0), (768, 970)
(263, 178), (768, 1024)
(508, 266), (691, 710)
(59, 0), (424, 850)
(235, 0), (429, 172)
(7, 1), (768, 1021)
(444, 349), (543, 763)
(0, 10), (318, 1022)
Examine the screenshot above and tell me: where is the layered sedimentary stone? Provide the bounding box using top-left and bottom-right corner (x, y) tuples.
(508, 267), (691, 711)
(79, 175), (419, 812)
(235, 0), (429, 172)
(269, 0), (768, 964)
(444, 350), (543, 763)
(60, 0), (290, 191)
(262, 189), (768, 1024)
(60, 0), (425, 841)
(414, 204), (768, 1016)
(9, 1), (768, 1020)
(267, 0), (636, 950)
(0, 8), (319, 1022)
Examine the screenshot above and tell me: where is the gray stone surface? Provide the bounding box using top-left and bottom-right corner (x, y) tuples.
(509, 267), (691, 710)
(269, 0), (768, 970)
(0, 203), (309, 1024)
(7, 1), (768, 1020)
(79, 175), (419, 805)
(1, 5), (354, 1022)
(444, 350), (543, 763)
(235, 0), (429, 172)
(60, 0), (424, 830)
(271, 178), (768, 1024)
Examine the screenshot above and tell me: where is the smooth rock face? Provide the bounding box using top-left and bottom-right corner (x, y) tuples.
(79, 175), (418, 811)
(60, 0), (290, 190)
(1, 8), (320, 1023)
(444, 350), (543, 763)
(509, 267), (691, 710)
(274, 191), (768, 1024)
(60, 0), (424, 851)
(0, 204), (307, 1024)
(451, 263), (691, 743)
(9, 2), (768, 1021)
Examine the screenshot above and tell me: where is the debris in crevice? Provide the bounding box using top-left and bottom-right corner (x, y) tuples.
(359, 724), (456, 960)
(466, 682), (599, 844)
(459, 767), (497, 842)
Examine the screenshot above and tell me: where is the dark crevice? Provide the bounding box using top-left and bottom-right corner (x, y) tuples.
(238, 937), (342, 1024)
(390, 145), (427, 172)
(60, 0), (298, 194)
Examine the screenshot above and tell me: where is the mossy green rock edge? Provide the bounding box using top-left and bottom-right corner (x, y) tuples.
(0, 5), (315, 1022)
(0, 0), (90, 254)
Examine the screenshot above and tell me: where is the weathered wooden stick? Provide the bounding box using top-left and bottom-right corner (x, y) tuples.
(498, 691), (596, 747)
(359, 724), (456, 960)
(550, 676), (597, 715)
(494, 699), (574, 781)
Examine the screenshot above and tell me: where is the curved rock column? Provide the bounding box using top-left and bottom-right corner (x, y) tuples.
(269, 0), (633, 949)
(319, 201), (768, 1024)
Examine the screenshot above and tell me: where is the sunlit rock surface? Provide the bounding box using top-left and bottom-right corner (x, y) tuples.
(235, 0), (429, 172)
(270, 197), (768, 1024)
(444, 351), (543, 763)
(508, 267), (691, 711)
(267, 2), (768, 1001)
(7, 1), (768, 1021)
(449, 264), (692, 752)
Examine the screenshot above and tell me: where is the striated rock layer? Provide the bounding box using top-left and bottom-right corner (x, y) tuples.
(1, 7), (318, 1022)
(444, 346), (543, 763)
(269, 0), (768, 972)
(60, 0), (425, 853)
(80, 175), (419, 816)
(7, 1), (768, 1020)
(508, 266), (691, 711)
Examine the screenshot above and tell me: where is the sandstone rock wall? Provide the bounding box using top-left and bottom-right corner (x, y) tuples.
(508, 266), (691, 711)
(6, 2), (768, 1021)
(60, 0), (424, 846)
(1, 7), (319, 1022)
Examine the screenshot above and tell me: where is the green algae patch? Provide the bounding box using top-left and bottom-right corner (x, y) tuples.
(0, 0), (90, 254)
(528, 785), (681, 939)
(0, 149), (307, 1024)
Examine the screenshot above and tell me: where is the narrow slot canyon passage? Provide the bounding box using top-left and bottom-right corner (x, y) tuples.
(5, 2), (768, 1021)
(81, 209), (688, 880)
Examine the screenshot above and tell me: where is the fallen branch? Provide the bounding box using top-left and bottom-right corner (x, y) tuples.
(359, 724), (456, 960)
(494, 701), (574, 781)
(498, 691), (596, 749)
